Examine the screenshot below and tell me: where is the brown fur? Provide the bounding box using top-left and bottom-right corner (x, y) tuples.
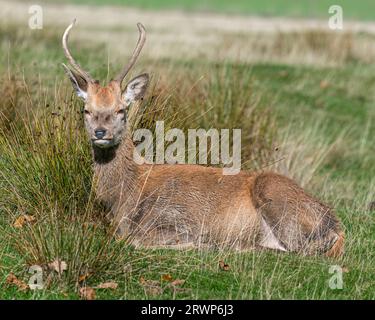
(63, 46), (344, 257)
(87, 82), (122, 110)
(91, 130), (344, 256)
(325, 232), (345, 258)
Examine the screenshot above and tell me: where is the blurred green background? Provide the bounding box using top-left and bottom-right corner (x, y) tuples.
(60, 0), (375, 20)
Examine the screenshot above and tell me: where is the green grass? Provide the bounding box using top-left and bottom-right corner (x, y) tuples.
(53, 0), (375, 20)
(0, 18), (374, 300)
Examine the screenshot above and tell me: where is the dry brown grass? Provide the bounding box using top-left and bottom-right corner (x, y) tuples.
(2, 0), (375, 67)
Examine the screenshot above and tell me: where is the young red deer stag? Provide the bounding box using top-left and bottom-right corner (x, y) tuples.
(62, 20), (344, 257)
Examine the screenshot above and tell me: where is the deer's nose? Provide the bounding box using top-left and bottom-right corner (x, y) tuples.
(94, 129), (106, 139)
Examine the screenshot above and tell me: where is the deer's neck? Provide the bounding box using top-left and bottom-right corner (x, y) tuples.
(92, 134), (140, 207)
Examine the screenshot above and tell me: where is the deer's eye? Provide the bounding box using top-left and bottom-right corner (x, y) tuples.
(117, 109), (125, 115)
(84, 109), (91, 115)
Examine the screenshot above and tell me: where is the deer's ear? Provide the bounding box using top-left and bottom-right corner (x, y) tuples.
(62, 63), (88, 101)
(122, 73), (149, 107)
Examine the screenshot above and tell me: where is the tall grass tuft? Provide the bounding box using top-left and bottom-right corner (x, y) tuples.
(0, 62), (276, 290)
(131, 62), (276, 169)
(0, 75), (133, 288)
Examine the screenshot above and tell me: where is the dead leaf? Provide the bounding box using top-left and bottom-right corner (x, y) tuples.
(13, 214), (35, 228)
(147, 286), (163, 296)
(342, 266), (350, 273)
(48, 259), (67, 274)
(6, 273), (29, 291)
(170, 279), (185, 287)
(167, 279), (189, 296)
(161, 274), (173, 282)
(79, 286), (96, 300)
(140, 277), (163, 296)
(219, 260), (230, 271)
(95, 282), (118, 290)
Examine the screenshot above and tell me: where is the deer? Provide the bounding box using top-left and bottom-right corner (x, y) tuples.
(61, 20), (344, 257)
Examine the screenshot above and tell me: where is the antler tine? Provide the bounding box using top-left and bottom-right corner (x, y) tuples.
(62, 19), (94, 82)
(114, 23), (146, 85)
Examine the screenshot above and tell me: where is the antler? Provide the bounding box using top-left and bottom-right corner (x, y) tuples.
(114, 23), (146, 85)
(62, 19), (94, 83)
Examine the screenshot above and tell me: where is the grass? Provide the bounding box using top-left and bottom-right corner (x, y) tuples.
(51, 0), (375, 21)
(0, 10), (374, 299)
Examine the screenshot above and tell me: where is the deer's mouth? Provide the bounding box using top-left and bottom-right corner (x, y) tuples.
(92, 138), (113, 148)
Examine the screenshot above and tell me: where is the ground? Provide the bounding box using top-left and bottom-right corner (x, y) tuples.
(0, 0), (374, 299)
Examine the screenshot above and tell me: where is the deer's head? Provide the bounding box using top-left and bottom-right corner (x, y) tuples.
(62, 20), (149, 149)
